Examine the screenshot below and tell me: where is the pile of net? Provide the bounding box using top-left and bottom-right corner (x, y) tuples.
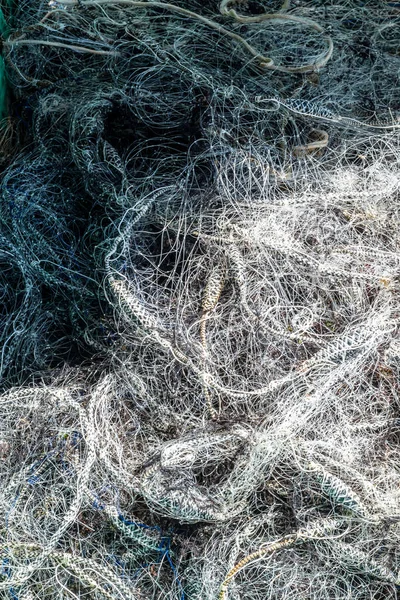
(0, 1), (400, 598)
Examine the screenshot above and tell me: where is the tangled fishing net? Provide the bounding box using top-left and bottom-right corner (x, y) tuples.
(0, 0), (400, 598)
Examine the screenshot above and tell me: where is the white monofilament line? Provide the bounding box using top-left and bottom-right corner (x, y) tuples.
(3, 1), (400, 599)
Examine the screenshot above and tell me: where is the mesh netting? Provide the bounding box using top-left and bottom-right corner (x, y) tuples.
(0, 1), (400, 599)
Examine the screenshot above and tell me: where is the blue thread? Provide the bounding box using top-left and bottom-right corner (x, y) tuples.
(71, 431), (81, 447)
(1, 558), (19, 599)
(1, 558), (11, 578)
(158, 532), (185, 600)
(92, 499), (104, 510)
(118, 514), (161, 533)
(96, 504), (184, 597)
(27, 475), (39, 486)
(106, 554), (128, 580)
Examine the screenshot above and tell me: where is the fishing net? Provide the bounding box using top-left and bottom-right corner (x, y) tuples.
(0, 1), (400, 599)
